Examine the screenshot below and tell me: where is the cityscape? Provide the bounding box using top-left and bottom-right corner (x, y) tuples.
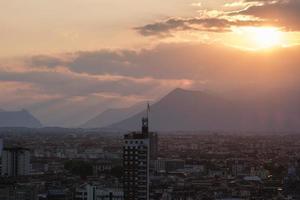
(1, 0), (300, 199)
(1, 115), (300, 199)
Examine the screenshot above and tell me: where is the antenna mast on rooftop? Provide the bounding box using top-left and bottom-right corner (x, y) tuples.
(142, 102), (150, 134)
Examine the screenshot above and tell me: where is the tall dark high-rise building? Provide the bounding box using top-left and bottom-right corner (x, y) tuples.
(123, 105), (157, 200)
(1, 147), (30, 177)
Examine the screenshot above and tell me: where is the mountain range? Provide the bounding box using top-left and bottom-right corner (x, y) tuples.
(105, 88), (300, 132)
(0, 109), (42, 128)
(2, 88), (300, 132)
(81, 102), (145, 128)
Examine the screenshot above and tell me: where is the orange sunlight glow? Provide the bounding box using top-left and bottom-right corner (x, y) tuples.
(231, 26), (285, 50)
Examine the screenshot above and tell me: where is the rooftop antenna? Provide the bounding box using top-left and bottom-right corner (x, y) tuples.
(147, 101), (150, 120)
(142, 102), (150, 134)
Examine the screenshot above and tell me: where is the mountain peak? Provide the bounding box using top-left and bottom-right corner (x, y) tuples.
(173, 87), (187, 92)
(103, 87), (300, 132)
(171, 87), (193, 93)
(108, 88), (232, 131)
(169, 87), (207, 96)
(161, 88), (211, 104)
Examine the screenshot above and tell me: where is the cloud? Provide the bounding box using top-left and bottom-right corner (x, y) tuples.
(27, 55), (69, 68)
(135, 17), (267, 37)
(135, 0), (300, 38)
(244, 0), (279, 2)
(23, 42), (300, 93)
(2, 42), (300, 126)
(0, 70), (153, 97)
(234, 0), (300, 31)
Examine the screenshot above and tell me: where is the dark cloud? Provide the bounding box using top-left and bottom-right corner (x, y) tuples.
(0, 69), (159, 97)
(236, 0), (300, 31)
(135, 0), (300, 37)
(135, 17), (269, 37)
(244, 0), (278, 2)
(135, 18), (189, 37)
(25, 42), (300, 90)
(28, 55), (67, 68)
(28, 44), (229, 80)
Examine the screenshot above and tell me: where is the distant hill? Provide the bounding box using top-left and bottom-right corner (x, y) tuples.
(81, 102), (146, 128)
(106, 88), (300, 132)
(0, 109), (42, 128)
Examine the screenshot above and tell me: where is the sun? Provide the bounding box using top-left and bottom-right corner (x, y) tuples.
(232, 26), (284, 50)
(251, 27), (282, 49)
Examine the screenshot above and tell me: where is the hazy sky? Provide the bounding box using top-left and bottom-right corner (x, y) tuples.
(0, 0), (198, 56)
(1, 0), (300, 126)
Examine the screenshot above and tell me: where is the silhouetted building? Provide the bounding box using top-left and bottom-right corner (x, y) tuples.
(1, 147), (30, 177)
(0, 138), (3, 157)
(123, 104), (157, 200)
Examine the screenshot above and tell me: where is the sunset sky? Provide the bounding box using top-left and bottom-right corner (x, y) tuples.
(1, 0), (300, 126)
